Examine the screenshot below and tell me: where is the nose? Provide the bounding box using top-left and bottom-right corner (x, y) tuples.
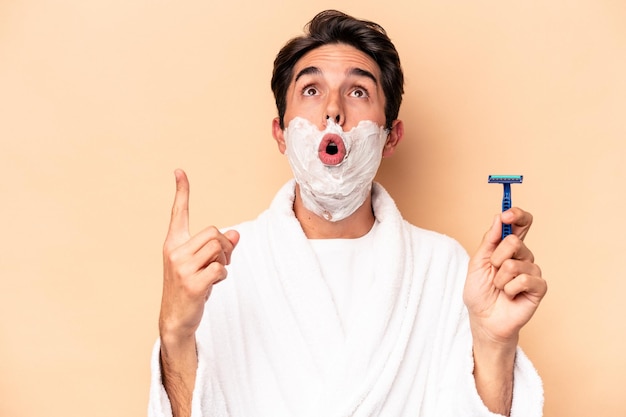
(324, 93), (344, 127)
(326, 114), (340, 124)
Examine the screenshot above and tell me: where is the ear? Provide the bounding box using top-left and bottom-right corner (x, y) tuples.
(272, 117), (287, 154)
(382, 119), (404, 157)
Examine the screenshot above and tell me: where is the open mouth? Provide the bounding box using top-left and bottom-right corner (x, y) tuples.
(318, 133), (347, 166)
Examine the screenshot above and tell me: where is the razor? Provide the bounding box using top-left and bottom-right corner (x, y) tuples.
(488, 175), (523, 239)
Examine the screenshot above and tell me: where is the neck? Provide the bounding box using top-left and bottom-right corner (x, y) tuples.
(293, 184), (376, 239)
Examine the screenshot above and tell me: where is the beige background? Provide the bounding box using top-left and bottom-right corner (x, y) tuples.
(1, 0), (625, 416)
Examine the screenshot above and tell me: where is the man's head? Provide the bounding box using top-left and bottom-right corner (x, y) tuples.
(271, 10), (404, 131)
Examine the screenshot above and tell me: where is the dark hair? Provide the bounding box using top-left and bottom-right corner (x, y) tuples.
(271, 10), (404, 130)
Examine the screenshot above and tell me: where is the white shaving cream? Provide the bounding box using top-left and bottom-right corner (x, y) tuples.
(283, 117), (389, 222)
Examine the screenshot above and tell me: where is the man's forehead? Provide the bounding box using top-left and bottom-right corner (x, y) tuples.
(292, 44), (381, 82)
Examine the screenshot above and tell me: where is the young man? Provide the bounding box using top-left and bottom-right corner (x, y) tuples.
(150, 10), (547, 417)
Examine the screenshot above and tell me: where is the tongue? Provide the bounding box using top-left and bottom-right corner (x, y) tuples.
(318, 134), (346, 166)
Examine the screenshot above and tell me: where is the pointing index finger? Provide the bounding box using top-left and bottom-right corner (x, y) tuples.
(167, 169), (190, 239)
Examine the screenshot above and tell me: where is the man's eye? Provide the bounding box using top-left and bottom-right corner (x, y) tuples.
(303, 87), (318, 96)
(350, 88), (368, 98)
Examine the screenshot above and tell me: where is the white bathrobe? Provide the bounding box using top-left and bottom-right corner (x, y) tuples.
(149, 180), (543, 417)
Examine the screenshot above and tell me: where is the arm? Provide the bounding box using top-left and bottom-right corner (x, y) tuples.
(470, 332), (516, 414)
(159, 169), (239, 417)
(159, 334), (198, 417)
(463, 209), (547, 415)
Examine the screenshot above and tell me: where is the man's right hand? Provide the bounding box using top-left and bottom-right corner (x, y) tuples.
(160, 169), (240, 340)
(159, 169), (239, 417)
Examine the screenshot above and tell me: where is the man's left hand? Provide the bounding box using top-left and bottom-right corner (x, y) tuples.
(464, 207), (548, 347)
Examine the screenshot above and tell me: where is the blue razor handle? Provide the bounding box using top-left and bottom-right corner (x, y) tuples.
(501, 183), (512, 238)
(488, 175), (523, 240)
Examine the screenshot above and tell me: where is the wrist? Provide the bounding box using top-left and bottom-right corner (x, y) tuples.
(469, 313), (520, 350)
(471, 326), (517, 370)
(472, 337), (517, 376)
(159, 311), (198, 342)
(160, 328), (196, 353)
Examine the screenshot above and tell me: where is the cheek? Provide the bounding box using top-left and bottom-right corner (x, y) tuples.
(284, 93), (329, 124)
(344, 105), (386, 127)
(286, 102), (318, 121)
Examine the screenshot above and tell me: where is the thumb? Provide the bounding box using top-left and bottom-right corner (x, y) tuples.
(224, 229), (240, 247)
(223, 230), (240, 264)
(474, 214), (502, 259)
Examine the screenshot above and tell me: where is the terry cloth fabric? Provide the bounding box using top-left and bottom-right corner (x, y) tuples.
(149, 180), (544, 417)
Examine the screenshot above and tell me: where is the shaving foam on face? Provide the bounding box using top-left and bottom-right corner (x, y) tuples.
(283, 117), (389, 222)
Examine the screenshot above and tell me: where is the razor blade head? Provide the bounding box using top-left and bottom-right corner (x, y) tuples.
(488, 175), (523, 184)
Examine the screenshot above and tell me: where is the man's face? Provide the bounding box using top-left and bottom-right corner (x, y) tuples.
(273, 42), (403, 159)
(273, 43), (388, 150)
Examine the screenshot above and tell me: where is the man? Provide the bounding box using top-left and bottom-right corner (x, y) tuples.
(149, 10), (547, 417)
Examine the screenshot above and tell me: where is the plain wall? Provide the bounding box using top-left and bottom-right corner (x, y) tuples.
(1, 1), (625, 416)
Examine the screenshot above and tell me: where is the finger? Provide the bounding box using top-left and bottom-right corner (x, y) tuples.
(224, 229), (240, 247)
(167, 169), (190, 240)
(501, 207), (533, 240)
(473, 214), (503, 260)
(183, 261), (228, 299)
(490, 234), (534, 267)
(196, 262), (229, 288)
(187, 226), (237, 258)
(190, 227), (239, 265)
(503, 273), (547, 301)
(191, 231), (240, 289)
(493, 259), (542, 290)
(191, 239), (229, 272)
(180, 227), (239, 272)
(223, 230), (240, 264)
(167, 227), (238, 274)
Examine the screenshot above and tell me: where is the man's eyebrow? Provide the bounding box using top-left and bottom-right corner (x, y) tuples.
(294, 66), (321, 83)
(348, 67), (378, 85)
(293, 66), (378, 85)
